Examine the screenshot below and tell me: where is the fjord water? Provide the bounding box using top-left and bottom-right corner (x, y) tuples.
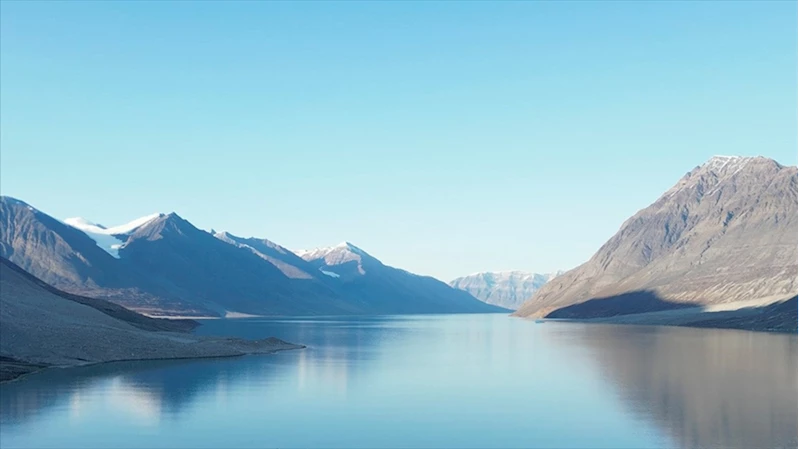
(1, 315), (796, 449)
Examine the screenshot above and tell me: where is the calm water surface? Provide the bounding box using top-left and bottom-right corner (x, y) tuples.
(1, 314), (796, 448)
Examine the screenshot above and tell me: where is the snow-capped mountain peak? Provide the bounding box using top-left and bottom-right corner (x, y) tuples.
(214, 230), (233, 240)
(701, 155), (757, 175)
(292, 247), (324, 259)
(294, 241), (364, 259)
(292, 241), (376, 277)
(335, 241), (368, 255)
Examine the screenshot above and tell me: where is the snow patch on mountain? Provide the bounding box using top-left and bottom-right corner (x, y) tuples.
(63, 213), (162, 258)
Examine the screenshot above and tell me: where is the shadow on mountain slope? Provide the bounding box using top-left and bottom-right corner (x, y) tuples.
(545, 290), (698, 319)
(545, 290), (797, 333)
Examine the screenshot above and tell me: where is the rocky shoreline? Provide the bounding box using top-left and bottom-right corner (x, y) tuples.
(0, 257), (305, 383)
(0, 339), (304, 383)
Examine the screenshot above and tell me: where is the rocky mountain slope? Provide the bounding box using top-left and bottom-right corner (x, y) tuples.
(295, 242), (508, 313)
(0, 257), (301, 382)
(515, 156), (798, 319)
(449, 271), (562, 310)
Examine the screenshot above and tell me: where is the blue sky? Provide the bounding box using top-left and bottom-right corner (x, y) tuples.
(1, 1), (796, 280)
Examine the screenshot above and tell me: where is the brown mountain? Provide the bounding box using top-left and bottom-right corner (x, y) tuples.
(515, 156), (798, 319)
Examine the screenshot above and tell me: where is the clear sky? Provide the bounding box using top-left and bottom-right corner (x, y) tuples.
(1, 1), (796, 281)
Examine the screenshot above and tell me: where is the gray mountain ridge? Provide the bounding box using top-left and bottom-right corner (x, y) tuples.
(449, 271), (564, 310)
(515, 155), (798, 319)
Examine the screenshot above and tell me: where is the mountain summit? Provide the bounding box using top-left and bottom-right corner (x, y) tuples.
(515, 156), (798, 318)
(294, 242), (376, 278)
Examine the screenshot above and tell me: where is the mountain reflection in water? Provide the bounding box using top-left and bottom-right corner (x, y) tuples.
(0, 315), (795, 449)
(566, 324), (797, 449)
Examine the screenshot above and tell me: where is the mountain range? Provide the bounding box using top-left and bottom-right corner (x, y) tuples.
(449, 271), (563, 310)
(0, 197), (504, 317)
(2, 154), (794, 324)
(515, 155), (798, 319)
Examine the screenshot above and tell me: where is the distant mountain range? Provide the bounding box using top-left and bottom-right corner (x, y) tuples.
(515, 156), (798, 319)
(449, 271), (563, 310)
(0, 197), (505, 317)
